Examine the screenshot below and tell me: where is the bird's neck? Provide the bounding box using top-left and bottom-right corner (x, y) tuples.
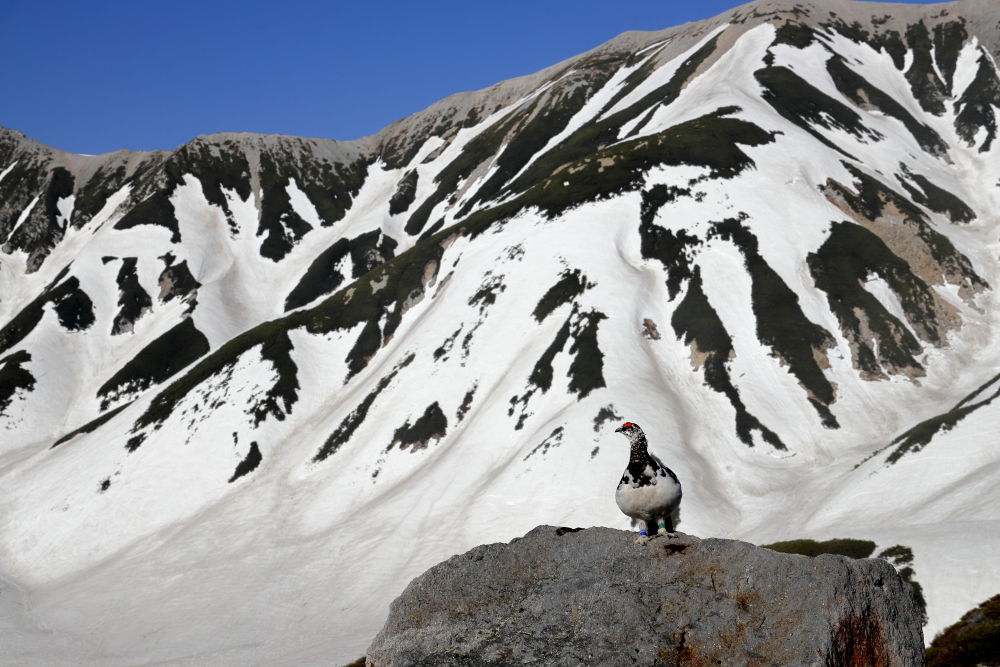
(629, 436), (649, 464)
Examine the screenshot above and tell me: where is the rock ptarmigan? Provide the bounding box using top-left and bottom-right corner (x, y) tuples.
(614, 422), (682, 545)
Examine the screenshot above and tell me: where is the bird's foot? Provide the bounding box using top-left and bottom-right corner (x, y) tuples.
(657, 528), (679, 539)
(634, 534), (651, 545)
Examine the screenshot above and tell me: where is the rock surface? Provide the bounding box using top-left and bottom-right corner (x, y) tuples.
(366, 526), (925, 666)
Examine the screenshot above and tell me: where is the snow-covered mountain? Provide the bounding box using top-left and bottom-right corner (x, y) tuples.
(2, 0), (1000, 662)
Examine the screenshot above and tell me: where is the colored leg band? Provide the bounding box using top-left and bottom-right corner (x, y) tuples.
(640, 530), (648, 536)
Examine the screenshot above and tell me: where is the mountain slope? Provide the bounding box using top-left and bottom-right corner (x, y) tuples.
(2, 0), (1000, 663)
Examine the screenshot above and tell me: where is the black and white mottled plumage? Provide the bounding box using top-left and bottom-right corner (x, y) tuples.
(614, 422), (682, 545)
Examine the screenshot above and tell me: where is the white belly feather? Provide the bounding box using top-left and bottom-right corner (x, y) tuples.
(615, 477), (681, 522)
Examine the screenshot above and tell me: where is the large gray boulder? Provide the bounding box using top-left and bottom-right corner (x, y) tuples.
(366, 527), (925, 666)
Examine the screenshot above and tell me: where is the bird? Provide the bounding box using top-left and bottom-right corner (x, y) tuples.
(614, 422), (682, 545)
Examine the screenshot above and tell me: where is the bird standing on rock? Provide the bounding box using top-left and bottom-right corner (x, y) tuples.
(614, 422), (682, 545)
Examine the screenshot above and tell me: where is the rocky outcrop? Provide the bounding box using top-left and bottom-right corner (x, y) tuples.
(367, 526), (925, 666)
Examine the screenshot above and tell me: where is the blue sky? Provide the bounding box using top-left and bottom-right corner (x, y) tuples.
(2, 0), (944, 155)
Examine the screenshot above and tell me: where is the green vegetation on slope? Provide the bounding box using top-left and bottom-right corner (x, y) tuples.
(639, 185), (700, 300)
(98, 317), (211, 413)
(528, 318), (573, 394)
(405, 107), (528, 235)
(51, 277), (96, 331)
(754, 65), (879, 158)
(509, 305), (608, 430)
(503, 35), (722, 199)
(285, 238), (351, 311)
(826, 55), (949, 157)
(763, 538), (876, 559)
(878, 545), (928, 625)
(710, 216), (838, 427)
(567, 310), (607, 399)
(885, 372), (1000, 464)
(514, 109), (774, 221)
(457, 79), (597, 215)
(52, 401), (134, 448)
(926, 594), (1000, 667)
(671, 268), (784, 449)
(313, 354), (415, 462)
(284, 231), (397, 312)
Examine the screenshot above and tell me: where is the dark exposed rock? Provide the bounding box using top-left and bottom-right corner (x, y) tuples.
(228, 442), (262, 483)
(1, 165), (75, 272)
(954, 50), (1000, 153)
(388, 402), (448, 453)
(389, 170), (419, 215)
(114, 192), (181, 243)
(112, 258), (153, 335)
(157, 258), (201, 314)
(532, 269), (593, 323)
(367, 526), (925, 667)
(51, 277), (96, 331)
(904, 21), (951, 116)
(0, 350), (35, 417)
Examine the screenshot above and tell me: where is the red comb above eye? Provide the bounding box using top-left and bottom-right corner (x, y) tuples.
(622, 422), (633, 428)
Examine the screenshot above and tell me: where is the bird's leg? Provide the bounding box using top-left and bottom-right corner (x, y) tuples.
(657, 516), (677, 539)
(634, 520), (650, 545)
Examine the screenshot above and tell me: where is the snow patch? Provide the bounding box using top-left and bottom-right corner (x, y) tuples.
(5, 195), (39, 243)
(0, 161), (17, 184)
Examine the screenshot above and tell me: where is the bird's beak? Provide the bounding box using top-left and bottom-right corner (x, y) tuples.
(614, 426), (623, 433)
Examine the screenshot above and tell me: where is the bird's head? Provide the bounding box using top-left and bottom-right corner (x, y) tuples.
(615, 421), (645, 443)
